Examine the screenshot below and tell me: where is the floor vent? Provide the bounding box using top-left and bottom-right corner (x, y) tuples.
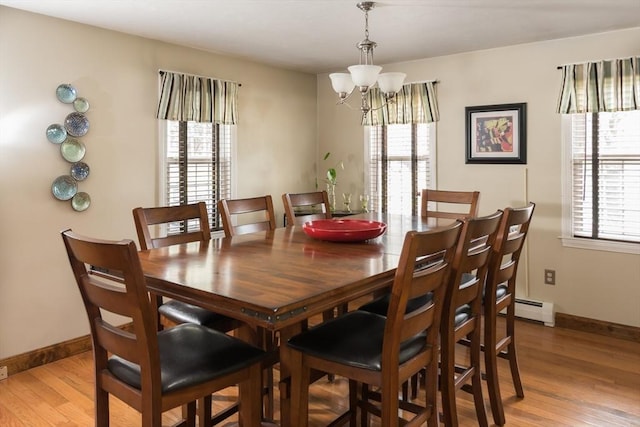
(513, 298), (555, 327)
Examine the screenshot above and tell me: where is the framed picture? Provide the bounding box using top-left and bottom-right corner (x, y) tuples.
(465, 103), (527, 164)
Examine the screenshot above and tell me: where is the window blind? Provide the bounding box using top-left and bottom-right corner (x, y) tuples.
(570, 111), (640, 243)
(368, 123), (433, 215)
(165, 120), (231, 233)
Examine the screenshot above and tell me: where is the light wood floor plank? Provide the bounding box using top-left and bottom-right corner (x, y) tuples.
(0, 316), (638, 426)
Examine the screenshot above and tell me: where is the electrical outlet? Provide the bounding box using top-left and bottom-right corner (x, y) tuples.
(0, 366), (7, 381)
(544, 269), (556, 285)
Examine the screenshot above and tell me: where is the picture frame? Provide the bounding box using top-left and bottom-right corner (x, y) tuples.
(465, 103), (527, 164)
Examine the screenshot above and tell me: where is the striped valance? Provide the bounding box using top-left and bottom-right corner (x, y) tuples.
(556, 57), (639, 114)
(363, 81), (439, 126)
(157, 70), (239, 124)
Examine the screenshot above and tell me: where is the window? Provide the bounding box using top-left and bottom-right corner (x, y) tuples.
(161, 120), (234, 233)
(562, 110), (640, 252)
(366, 123), (436, 215)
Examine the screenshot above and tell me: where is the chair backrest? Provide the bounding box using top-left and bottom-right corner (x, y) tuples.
(132, 202), (211, 250)
(282, 191), (332, 226)
(421, 189), (480, 220)
(61, 230), (161, 392)
(485, 203), (535, 305)
(444, 210), (503, 331)
(382, 221), (463, 376)
(218, 195), (276, 237)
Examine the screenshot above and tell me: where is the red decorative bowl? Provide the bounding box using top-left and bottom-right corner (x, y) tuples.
(302, 219), (387, 242)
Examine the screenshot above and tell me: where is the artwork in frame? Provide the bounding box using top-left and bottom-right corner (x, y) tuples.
(465, 103), (527, 164)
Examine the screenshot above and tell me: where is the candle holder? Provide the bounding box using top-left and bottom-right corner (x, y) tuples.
(342, 193), (352, 213)
(359, 194), (369, 213)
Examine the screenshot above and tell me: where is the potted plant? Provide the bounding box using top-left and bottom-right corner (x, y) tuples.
(318, 152), (343, 211)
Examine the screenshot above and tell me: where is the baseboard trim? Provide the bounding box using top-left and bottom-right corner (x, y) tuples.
(2, 316), (637, 378)
(0, 323), (133, 378)
(555, 312), (640, 342)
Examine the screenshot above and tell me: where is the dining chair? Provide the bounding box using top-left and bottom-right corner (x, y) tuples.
(217, 194), (278, 420)
(421, 189), (480, 220)
(282, 190), (347, 323)
(362, 189), (480, 317)
(218, 195), (277, 237)
(61, 229), (265, 427)
(132, 202), (243, 425)
(132, 202), (239, 332)
(287, 221), (463, 427)
(357, 188), (479, 399)
(482, 202), (535, 425)
(282, 191), (332, 226)
(440, 210), (503, 427)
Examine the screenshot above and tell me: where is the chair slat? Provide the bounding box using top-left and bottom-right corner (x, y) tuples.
(132, 202), (211, 251)
(94, 321), (142, 365)
(421, 189), (480, 220)
(218, 195), (276, 237)
(282, 191), (332, 226)
(83, 276), (134, 316)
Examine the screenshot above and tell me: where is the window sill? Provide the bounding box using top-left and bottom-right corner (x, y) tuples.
(560, 236), (640, 255)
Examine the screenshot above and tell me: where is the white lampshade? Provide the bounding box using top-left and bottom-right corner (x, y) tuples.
(329, 73), (356, 95)
(348, 65), (382, 88)
(377, 72), (406, 95)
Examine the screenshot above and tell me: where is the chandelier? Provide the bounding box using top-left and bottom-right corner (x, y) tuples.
(329, 2), (406, 116)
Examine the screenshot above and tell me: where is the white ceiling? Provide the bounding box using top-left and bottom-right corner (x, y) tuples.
(1, 0), (639, 74)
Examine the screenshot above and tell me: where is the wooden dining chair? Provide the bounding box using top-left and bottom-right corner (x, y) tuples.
(218, 195), (277, 237)
(421, 189), (480, 220)
(132, 202), (242, 425)
(482, 202), (535, 426)
(287, 222), (463, 427)
(282, 190), (347, 323)
(218, 194), (278, 420)
(282, 191), (331, 226)
(132, 202), (238, 332)
(440, 210), (503, 427)
(61, 229), (265, 427)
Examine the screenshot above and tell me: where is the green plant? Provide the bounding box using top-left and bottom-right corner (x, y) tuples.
(319, 152), (343, 188)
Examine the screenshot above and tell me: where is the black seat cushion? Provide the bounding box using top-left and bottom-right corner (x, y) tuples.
(480, 276), (509, 301)
(455, 304), (472, 326)
(108, 323), (265, 393)
(358, 292), (433, 317)
(496, 283), (508, 300)
(159, 300), (230, 328)
(287, 311), (426, 371)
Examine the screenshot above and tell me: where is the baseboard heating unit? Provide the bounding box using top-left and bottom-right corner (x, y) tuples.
(513, 299), (555, 327)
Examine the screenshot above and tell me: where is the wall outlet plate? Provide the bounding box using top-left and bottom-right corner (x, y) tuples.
(0, 366), (7, 381)
(544, 269), (556, 285)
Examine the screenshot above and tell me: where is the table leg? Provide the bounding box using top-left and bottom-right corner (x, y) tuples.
(277, 323), (302, 427)
(235, 324), (276, 422)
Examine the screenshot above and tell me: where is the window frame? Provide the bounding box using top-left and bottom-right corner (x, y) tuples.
(364, 122), (437, 215)
(158, 120), (236, 237)
(560, 114), (640, 255)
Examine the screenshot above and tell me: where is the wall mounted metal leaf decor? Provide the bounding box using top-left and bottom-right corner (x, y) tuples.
(49, 83), (91, 211)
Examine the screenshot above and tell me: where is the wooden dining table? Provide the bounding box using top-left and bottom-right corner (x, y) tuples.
(138, 212), (438, 426)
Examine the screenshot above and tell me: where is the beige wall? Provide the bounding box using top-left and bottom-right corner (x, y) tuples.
(0, 7), (317, 359)
(1, 5), (638, 361)
(319, 28), (640, 328)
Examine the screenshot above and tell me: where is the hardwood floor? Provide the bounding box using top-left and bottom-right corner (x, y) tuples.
(1, 316), (639, 426)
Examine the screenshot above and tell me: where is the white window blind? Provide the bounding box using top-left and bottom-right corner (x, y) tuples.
(164, 120), (232, 233)
(569, 111), (640, 244)
(367, 123), (434, 215)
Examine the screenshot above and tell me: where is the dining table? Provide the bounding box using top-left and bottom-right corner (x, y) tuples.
(138, 212), (439, 426)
